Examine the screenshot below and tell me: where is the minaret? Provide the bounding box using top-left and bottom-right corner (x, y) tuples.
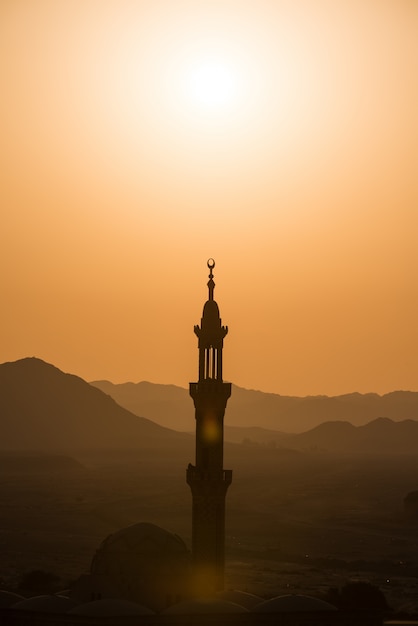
(187, 259), (232, 594)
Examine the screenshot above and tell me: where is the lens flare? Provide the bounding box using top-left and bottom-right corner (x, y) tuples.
(202, 413), (221, 443)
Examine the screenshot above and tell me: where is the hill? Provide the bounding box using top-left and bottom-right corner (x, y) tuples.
(0, 451), (84, 473)
(91, 379), (418, 433)
(228, 417), (418, 455)
(283, 417), (418, 454)
(91, 380), (194, 432)
(0, 358), (191, 453)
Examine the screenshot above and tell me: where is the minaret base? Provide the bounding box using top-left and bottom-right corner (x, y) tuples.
(187, 468), (232, 593)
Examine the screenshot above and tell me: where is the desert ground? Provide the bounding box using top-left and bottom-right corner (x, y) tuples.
(1, 446), (418, 615)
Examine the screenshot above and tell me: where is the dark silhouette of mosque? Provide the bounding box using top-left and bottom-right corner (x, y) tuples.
(66, 260), (236, 610)
(187, 258), (232, 593)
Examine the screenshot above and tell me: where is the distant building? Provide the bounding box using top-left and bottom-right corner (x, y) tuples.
(71, 522), (191, 613)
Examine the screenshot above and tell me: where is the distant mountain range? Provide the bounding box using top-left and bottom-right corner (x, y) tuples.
(220, 418), (418, 454)
(269, 417), (418, 454)
(0, 358), (190, 452)
(2, 357), (418, 456)
(91, 379), (418, 433)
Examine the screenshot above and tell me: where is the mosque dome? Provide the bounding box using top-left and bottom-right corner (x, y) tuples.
(12, 594), (77, 613)
(92, 522), (187, 557)
(202, 299), (221, 322)
(162, 597), (248, 614)
(68, 598), (154, 616)
(217, 589), (263, 609)
(90, 522), (191, 612)
(0, 591), (24, 608)
(252, 594), (337, 613)
(70, 573), (118, 604)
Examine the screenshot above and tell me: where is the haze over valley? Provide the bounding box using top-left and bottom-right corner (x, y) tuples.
(2, 357), (418, 454)
(92, 376), (418, 436)
(1, 357), (418, 613)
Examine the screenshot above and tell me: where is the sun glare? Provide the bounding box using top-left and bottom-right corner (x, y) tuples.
(185, 58), (237, 111)
(155, 39), (255, 126)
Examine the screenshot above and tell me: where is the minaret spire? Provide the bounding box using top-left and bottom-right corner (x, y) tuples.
(194, 259), (228, 383)
(207, 258), (215, 301)
(187, 259), (232, 595)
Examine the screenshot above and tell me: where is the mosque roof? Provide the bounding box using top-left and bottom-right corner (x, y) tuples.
(12, 594), (77, 613)
(68, 598), (155, 616)
(162, 598), (248, 614)
(252, 594), (337, 613)
(89, 522), (191, 613)
(92, 522), (188, 559)
(216, 589), (263, 609)
(0, 591), (24, 608)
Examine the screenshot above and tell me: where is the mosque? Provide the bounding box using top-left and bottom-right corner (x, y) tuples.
(70, 259), (238, 611)
(0, 261), (384, 625)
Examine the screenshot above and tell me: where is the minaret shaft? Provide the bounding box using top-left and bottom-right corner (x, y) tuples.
(187, 260), (232, 593)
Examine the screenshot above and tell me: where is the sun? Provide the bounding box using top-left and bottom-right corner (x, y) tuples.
(184, 58), (238, 111)
(162, 45), (249, 120)
(97, 22), (267, 139)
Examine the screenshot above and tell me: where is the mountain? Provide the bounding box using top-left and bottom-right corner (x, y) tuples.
(2, 357), (418, 456)
(225, 419), (418, 455)
(0, 451), (84, 472)
(224, 425), (290, 445)
(0, 358), (190, 452)
(91, 380), (194, 432)
(91, 380), (418, 433)
(282, 417), (418, 454)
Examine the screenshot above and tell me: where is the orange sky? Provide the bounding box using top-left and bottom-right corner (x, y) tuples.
(1, 0), (417, 396)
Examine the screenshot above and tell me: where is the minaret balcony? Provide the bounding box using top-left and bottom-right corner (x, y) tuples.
(189, 381), (232, 397)
(186, 466), (232, 486)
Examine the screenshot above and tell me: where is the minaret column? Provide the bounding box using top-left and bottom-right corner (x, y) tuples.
(186, 259), (232, 594)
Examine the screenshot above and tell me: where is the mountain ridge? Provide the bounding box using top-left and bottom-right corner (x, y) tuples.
(2, 357), (418, 456)
(0, 357), (190, 452)
(91, 378), (418, 433)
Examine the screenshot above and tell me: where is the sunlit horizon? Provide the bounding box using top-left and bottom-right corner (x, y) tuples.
(1, 0), (416, 397)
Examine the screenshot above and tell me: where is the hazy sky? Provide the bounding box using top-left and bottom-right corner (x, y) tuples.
(1, 0), (417, 396)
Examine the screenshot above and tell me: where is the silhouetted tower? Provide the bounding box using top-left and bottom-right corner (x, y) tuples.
(187, 259), (232, 593)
